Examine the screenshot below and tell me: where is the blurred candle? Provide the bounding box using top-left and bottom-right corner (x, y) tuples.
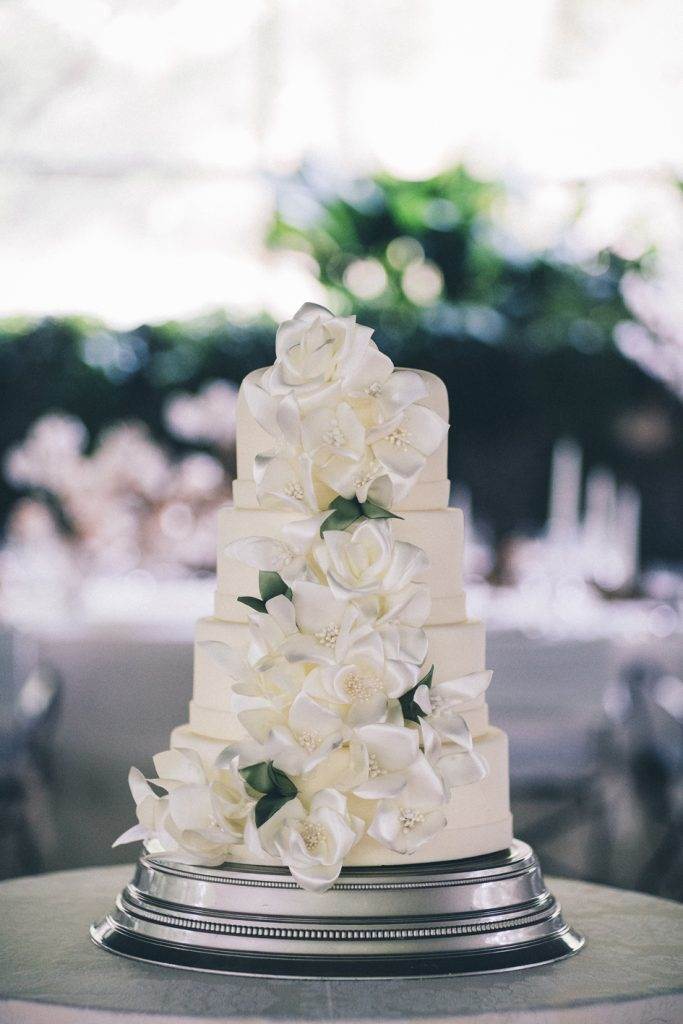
(548, 439), (582, 543)
(616, 484), (641, 590)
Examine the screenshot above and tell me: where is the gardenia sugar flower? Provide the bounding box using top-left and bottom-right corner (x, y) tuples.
(347, 722), (422, 799)
(304, 628), (420, 726)
(300, 401), (368, 496)
(253, 445), (328, 513)
(238, 691), (347, 777)
(224, 514), (326, 585)
(414, 671), (492, 791)
(367, 755), (448, 855)
(245, 788), (365, 892)
(113, 749), (252, 866)
(367, 403), (449, 502)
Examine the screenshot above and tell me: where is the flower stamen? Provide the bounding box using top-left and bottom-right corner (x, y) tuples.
(354, 459), (380, 490)
(386, 426), (411, 450)
(399, 807), (424, 832)
(283, 481), (304, 500)
(299, 821), (326, 852)
(344, 671), (382, 702)
(297, 729), (321, 752)
(322, 419), (347, 448)
(315, 624), (340, 648)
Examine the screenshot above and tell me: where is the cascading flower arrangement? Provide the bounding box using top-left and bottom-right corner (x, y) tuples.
(116, 304), (490, 891)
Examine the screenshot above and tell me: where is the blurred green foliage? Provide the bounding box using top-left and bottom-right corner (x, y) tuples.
(268, 165), (637, 353)
(1, 165), (681, 562)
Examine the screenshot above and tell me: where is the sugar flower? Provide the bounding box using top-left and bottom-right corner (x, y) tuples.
(245, 788), (365, 892)
(367, 755), (447, 855)
(113, 749), (252, 866)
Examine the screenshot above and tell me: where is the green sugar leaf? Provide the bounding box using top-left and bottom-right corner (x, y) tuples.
(268, 763), (298, 798)
(320, 495), (364, 536)
(254, 792), (294, 829)
(360, 499), (404, 521)
(237, 595), (267, 614)
(239, 761), (298, 806)
(259, 570), (292, 603)
(418, 665), (434, 689)
(239, 761), (274, 794)
(399, 664), (434, 723)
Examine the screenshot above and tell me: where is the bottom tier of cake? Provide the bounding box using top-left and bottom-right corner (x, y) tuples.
(170, 723), (513, 866)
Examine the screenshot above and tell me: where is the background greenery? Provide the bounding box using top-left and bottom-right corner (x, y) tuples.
(1, 166), (681, 562)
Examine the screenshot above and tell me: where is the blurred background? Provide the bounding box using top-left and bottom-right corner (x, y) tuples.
(1, 0), (682, 899)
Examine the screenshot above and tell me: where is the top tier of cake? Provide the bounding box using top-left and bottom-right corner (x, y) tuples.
(232, 368), (451, 512)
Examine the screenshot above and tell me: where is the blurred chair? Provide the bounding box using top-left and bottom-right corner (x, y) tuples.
(602, 659), (683, 899)
(511, 656), (683, 901)
(0, 627), (63, 878)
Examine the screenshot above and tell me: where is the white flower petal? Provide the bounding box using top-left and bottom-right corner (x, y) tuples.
(433, 712), (473, 750)
(383, 541), (429, 592)
(288, 692), (344, 739)
(264, 594), (297, 635)
(345, 345), (394, 395)
(402, 404), (449, 457)
(128, 766), (154, 806)
(287, 860), (343, 893)
(439, 750), (488, 788)
(356, 722), (420, 772)
(276, 394), (302, 445)
(372, 436), (426, 480)
(292, 580), (347, 635)
(198, 641), (250, 681)
(378, 369), (428, 416)
(152, 748), (205, 786)
(243, 372), (280, 436)
(432, 670), (493, 705)
(112, 823), (149, 847)
(224, 536), (288, 572)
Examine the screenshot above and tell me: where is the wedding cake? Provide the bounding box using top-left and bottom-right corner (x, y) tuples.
(115, 303), (513, 892)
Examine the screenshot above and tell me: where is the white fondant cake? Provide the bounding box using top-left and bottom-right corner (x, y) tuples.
(116, 303), (512, 890)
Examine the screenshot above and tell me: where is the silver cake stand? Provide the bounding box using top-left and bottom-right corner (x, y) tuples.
(91, 839), (584, 978)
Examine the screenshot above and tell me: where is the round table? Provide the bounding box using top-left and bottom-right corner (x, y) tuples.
(0, 866), (681, 1024)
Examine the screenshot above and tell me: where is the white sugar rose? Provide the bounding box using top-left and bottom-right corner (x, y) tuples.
(315, 519), (428, 601)
(245, 304), (393, 427)
(114, 749), (252, 866)
(245, 788), (365, 892)
(367, 755), (447, 855)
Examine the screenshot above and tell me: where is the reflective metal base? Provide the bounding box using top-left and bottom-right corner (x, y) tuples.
(91, 840), (584, 977)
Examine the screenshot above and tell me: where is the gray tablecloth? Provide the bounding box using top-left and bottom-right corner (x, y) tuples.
(1, 865), (682, 1023)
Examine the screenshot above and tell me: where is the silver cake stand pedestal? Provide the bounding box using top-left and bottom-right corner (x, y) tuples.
(91, 839), (583, 978)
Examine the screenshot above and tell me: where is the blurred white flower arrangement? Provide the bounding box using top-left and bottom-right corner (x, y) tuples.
(1, 381), (239, 614)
